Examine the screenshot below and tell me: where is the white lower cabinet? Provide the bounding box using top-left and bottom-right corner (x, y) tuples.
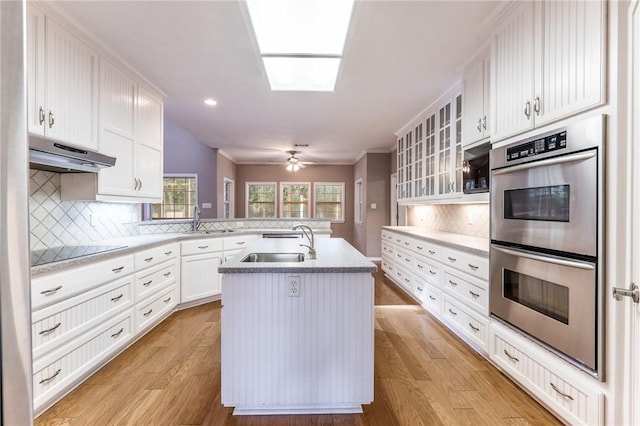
(490, 323), (604, 425)
(181, 251), (222, 304)
(380, 227), (604, 424)
(33, 309), (134, 412)
(134, 285), (177, 333)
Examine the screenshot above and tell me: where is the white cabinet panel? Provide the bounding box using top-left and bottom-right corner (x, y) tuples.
(491, 1), (535, 141)
(535, 0), (606, 126)
(181, 252), (222, 303)
(26, 7), (46, 136)
(462, 50), (490, 146)
(134, 285), (177, 334)
(136, 143), (163, 198)
(96, 130), (136, 196)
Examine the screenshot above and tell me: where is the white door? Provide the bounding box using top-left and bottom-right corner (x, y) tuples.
(390, 174), (397, 226)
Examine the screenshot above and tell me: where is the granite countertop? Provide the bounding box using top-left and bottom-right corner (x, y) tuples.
(381, 226), (489, 257)
(218, 238), (377, 274)
(30, 228), (331, 276)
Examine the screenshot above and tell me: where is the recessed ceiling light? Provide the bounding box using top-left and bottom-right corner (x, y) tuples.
(204, 99), (218, 106)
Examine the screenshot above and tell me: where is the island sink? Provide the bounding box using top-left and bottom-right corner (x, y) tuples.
(240, 252), (305, 262)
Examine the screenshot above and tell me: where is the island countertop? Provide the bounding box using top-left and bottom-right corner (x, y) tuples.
(218, 237), (377, 273)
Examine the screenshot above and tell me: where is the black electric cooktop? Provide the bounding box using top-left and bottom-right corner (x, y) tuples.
(31, 245), (127, 267)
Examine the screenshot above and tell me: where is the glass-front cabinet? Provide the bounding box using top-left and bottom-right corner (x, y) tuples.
(396, 87), (462, 203)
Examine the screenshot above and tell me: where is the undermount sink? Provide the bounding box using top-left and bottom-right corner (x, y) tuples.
(185, 229), (235, 235)
(241, 252), (305, 263)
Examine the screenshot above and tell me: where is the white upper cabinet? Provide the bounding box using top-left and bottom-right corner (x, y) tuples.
(462, 49), (490, 146)
(135, 86), (164, 199)
(491, 0), (606, 142)
(397, 87), (462, 204)
(26, 6), (99, 151)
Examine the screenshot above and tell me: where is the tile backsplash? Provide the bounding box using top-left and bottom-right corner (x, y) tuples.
(30, 170), (139, 250)
(407, 203), (489, 239)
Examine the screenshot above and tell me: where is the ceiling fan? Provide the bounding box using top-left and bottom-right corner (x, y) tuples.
(285, 150), (304, 172)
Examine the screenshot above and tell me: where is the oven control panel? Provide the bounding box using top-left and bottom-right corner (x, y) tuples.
(506, 131), (567, 162)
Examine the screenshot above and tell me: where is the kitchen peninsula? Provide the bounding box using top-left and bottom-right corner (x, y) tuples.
(218, 238), (376, 415)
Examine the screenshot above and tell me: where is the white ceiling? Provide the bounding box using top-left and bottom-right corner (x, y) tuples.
(50, 0), (501, 165)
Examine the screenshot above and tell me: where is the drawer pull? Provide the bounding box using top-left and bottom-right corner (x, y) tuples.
(38, 322), (61, 335)
(396, 239), (401, 243)
(448, 280), (458, 287)
(404, 278), (410, 283)
(416, 286), (423, 292)
(428, 250), (436, 255)
(468, 323), (480, 332)
(550, 383), (574, 401)
(164, 251), (173, 255)
(143, 309), (153, 317)
(143, 280), (152, 287)
(417, 264), (424, 269)
(404, 241), (410, 246)
(503, 349), (519, 362)
(416, 246), (423, 250)
(468, 263), (479, 271)
(163, 297), (172, 303)
(236, 241), (245, 245)
(198, 245), (209, 249)
(397, 272), (403, 277)
(111, 294), (124, 302)
(429, 295), (436, 301)
(144, 257), (154, 262)
(39, 369), (61, 385)
(429, 270), (436, 275)
(111, 328), (124, 338)
(40, 285), (62, 295)
(112, 266), (125, 273)
(163, 272), (171, 277)
(448, 257), (457, 263)
(448, 308), (458, 316)
(469, 290), (480, 298)
(405, 258), (410, 262)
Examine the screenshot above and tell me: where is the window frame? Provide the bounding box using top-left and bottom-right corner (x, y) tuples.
(280, 182), (311, 219)
(245, 181), (277, 218)
(354, 178), (363, 224)
(145, 173), (198, 220)
(313, 182), (345, 223)
(222, 177), (235, 219)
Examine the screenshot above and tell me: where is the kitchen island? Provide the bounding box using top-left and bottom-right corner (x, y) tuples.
(218, 238), (377, 415)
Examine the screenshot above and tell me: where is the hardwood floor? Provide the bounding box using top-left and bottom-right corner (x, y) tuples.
(36, 268), (561, 426)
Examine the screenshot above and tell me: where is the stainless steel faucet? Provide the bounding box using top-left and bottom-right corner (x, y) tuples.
(292, 224), (316, 259)
(192, 205), (201, 231)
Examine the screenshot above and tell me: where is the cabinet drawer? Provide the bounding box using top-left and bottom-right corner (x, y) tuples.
(393, 266), (414, 293)
(32, 254), (134, 310)
(491, 326), (604, 425)
(392, 234), (413, 249)
(421, 283), (442, 315)
(32, 276), (133, 359)
(381, 242), (396, 257)
(134, 243), (178, 270)
(413, 255), (441, 287)
(381, 230), (395, 243)
(135, 285), (177, 333)
(33, 309), (133, 412)
(443, 297), (488, 352)
(223, 234), (260, 251)
(181, 238), (224, 256)
(441, 248), (488, 280)
(410, 239), (443, 262)
(134, 259), (176, 303)
(394, 247), (413, 269)
(443, 271), (488, 315)
(381, 257), (396, 275)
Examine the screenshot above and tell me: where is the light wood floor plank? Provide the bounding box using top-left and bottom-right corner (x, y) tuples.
(36, 267), (561, 426)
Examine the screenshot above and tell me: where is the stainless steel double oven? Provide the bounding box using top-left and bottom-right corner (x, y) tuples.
(490, 115), (604, 379)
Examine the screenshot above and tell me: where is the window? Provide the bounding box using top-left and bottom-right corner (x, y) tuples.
(354, 178), (363, 224)
(223, 177), (235, 219)
(314, 182), (345, 222)
(281, 183), (310, 218)
(246, 182), (277, 218)
(151, 175), (197, 219)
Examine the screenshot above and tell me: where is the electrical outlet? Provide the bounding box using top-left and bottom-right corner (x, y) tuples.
(287, 276), (300, 297)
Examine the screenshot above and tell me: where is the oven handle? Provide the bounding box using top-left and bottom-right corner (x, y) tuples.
(492, 151), (596, 175)
(492, 246), (595, 270)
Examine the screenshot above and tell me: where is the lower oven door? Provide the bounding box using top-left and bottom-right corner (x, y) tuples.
(490, 244), (597, 372)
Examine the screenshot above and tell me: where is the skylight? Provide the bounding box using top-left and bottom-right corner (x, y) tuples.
(245, 0), (354, 92)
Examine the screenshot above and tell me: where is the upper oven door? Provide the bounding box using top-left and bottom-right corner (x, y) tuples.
(490, 149), (598, 257)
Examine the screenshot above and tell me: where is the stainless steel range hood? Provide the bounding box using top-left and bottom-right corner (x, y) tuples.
(29, 137), (116, 173)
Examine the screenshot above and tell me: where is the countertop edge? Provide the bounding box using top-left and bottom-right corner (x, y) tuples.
(381, 226), (489, 257)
